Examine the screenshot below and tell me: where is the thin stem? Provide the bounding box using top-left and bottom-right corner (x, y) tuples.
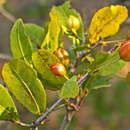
(14, 72), (90, 129)
(108, 44), (119, 54)
(71, 32), (87, 70)
(102, 39), (125, 44)
(30, 127), (38, 130)
(60, 110), (74, 130)
(15, 99), (63, 128)
(60, 114), (68, 130)
(60, 73), (90, 130)
(77, 73), (90, 85)
(14, 121), (34, 128)
(60, 106), (74, 130)
(72, 40), (102, 71)
(0, 5), (16, 23)
(35, 99), (62, 125)
(53, 104), (66, 111)
(60, 108), (74, 130)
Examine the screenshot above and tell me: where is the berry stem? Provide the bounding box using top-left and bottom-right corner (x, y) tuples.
(102, 39), (126, 44)
(64, 75), (69, 80)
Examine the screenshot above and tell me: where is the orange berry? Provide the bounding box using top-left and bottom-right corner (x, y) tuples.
(57, 48), (69, 58)
(119, 40), (130, 61)
(50, 63), (66, 76)
(76, 75), (82, 81)
(55, 48), (70, 65)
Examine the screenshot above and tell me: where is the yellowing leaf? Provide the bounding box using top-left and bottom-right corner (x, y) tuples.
(2, 59), (46, 115)
(32, 49), (66, 90)
(51, 1), (84, 47)
(88, 5), (128, 44)
(0, 0), (6, 4)
(41, 12), (61, 52)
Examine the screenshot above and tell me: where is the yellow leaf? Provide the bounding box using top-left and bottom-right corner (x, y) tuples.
(41, 12), (61, 52)
(88, 5), (128, 44)
(0, 0), (6, 4)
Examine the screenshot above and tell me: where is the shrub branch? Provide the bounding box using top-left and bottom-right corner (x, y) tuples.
(0, 5), (16, 23)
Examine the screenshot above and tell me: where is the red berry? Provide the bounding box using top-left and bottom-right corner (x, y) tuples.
(119, 40), (130, 61)
(50, 63), (66, 76)
(57, 48), (63, 58)
(57, 48), (69, 58)
(60, 48), (69, 57)
(76, 75), (82, 81)
(55, 48), (70, 65)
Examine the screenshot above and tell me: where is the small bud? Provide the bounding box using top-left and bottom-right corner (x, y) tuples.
(50, 63), (66, 76)
(68, 15), (80, 30)
(119, 40), (130, 61)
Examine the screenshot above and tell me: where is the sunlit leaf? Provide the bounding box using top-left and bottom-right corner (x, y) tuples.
(32, 49), (66, 90)
(98, 51), (126, 75)
(59, 76), (79, 99)
(89, 46), (126, 75)
(41, 12), (61, 52)
(10, 19), (33, 63)
(83, 74), (111, 90)
(51, 1), (84, 47)
(0, 84), (19, 121)
(2, 59), (46, 114)
(24, 23), (45, 51)
(88, 5), (128, 44)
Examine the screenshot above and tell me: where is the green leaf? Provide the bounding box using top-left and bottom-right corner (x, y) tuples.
(75, 59), (90, 75)
(10, 19), (33, 63)
(90, 47), (126, 75)
(100, 59), (126, 76)
(97, 51), (126, 75)
(39, 78), (60, 91)
(41, 12), (61, 52)
(24, 23), (45, 51)
(59, 76), (79, 99)
(90, 52), (110, 70)
(0, 84), (19, 121)
(51, 1), (84, 47)
(83, 74), (111, 90)
(2, 59), (46, 115)
(32, 49), (66, 90)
